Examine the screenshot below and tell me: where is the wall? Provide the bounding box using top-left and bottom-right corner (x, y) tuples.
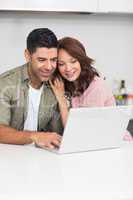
(0, 11), (133, 91)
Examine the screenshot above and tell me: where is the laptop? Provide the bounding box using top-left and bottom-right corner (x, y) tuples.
(48, 105), (133, 154)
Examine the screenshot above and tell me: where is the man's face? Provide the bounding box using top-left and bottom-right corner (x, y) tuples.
(25, 47), (57, 82)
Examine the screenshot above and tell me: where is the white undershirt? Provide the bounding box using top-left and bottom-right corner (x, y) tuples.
(24, 85), (43, 131)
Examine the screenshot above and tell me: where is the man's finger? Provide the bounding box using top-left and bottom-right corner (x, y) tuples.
(53, 133), (62, 140)
(52, 139), (60, 148)
(56, 136), (62, 143)
(46, 143), (55, 149)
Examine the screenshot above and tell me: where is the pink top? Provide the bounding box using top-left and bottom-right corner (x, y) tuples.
(72, 76), (116, 107)
(71, 76), (133, 141)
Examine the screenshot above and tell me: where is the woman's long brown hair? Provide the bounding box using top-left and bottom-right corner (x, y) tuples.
(55, 37), (99, 97)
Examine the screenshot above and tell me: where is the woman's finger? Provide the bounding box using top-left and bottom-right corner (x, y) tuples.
(49, 80), (55, 90)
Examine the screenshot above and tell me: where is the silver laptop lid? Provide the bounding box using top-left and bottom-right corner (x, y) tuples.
(59, 106), (132, 154)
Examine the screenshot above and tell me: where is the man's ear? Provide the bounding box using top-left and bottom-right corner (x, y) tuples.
(24, 49), (31, 62)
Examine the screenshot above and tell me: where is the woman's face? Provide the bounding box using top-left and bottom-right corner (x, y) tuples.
(58, 49), (81, 82)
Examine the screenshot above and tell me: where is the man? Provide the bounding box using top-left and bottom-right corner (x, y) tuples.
(0, 28), (63, 149)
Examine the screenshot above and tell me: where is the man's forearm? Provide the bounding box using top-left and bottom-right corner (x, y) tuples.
(0, 125), (62, 149)
(0, 125), (34, 145)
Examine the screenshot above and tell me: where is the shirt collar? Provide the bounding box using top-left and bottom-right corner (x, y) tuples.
(21, 63), (51, 89)
(21, 63), (30, 83)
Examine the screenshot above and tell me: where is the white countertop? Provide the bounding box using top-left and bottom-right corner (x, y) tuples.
(0, 142), (133, 200)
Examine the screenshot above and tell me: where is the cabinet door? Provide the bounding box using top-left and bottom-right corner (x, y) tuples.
(99, 0), (133, 13)
(0, 0), (98, 12)
(0, 0), (25, 10)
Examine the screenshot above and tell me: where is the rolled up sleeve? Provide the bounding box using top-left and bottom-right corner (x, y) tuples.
(0, 86), (11, 126)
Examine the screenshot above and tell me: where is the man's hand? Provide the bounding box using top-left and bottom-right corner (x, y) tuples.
(30, 132), (62, 149)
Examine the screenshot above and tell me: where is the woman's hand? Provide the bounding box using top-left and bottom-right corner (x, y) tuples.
(49, 78), (69, 127)
(49, 78), (65, 103)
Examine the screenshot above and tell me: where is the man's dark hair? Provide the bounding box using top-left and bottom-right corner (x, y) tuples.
(27, 28), (58, 54)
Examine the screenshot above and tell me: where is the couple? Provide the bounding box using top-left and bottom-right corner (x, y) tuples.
(0, 28), (115, 150)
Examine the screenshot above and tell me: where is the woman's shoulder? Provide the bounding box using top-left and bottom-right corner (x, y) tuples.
(84, 75), (115, 100)
(91, 76), (105, 85)
(85, 76), (105, 94)
(72, 76), (115, 107)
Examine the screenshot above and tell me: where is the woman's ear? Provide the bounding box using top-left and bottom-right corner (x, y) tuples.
(24, 49), (31, 62)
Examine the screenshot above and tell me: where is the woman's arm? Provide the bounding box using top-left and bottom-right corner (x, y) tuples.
(49, 79), (69, 127)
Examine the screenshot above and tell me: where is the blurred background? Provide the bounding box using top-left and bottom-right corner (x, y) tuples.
(0, 2), (133, 101)
(0, 11), (133, 106)
(0, 0), (133, 135)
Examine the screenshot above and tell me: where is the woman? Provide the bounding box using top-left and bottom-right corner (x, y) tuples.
(50, 37), (116, 127)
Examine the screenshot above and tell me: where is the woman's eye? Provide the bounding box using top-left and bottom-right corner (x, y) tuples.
(71, 60), (77, 63)
(58, 63), (64, 67)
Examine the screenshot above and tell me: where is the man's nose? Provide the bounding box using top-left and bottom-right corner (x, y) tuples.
(45, 60), (52, 70)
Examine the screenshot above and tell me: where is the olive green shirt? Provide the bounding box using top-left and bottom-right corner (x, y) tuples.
(0, 64), (63, 135)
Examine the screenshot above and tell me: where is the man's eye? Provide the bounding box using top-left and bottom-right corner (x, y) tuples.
(51, 59), (57, 63)
(38, 59), (46, 62)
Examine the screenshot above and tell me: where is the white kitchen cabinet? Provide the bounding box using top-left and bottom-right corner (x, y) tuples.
(0, 0), (25, 10)
(98, 0), (133, 13)
(0, 0), (98, 12)
(0, 0), (133, 13)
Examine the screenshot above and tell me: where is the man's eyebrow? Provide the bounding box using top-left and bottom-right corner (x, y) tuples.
(37, 57), (57, 60)
(50, 57), (58, 60)
(38, 57), (47, 60)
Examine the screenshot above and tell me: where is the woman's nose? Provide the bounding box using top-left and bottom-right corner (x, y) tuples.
(65, 64), (72, 72)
